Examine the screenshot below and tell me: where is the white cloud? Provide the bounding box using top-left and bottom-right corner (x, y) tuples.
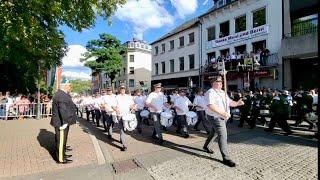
(170, 0), (198, 18)
(62, 45), (88, 67)
(62, 71), (91, 80)
(115, 0), (175, 39)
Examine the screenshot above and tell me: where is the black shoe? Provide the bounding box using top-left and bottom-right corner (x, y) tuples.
(176, 130), (182, 134)
(157, 139), (164, 145)
(223, 159), (236, 167)
(66, 146), (72, 150)
(57, 159), (73, 164)
(264, 128), (273, 132)
(308, 124), (314, 130)
(283, 131), (293, 136)
(203, 146), (214, 154)
(66, 148), (72, 152)
(107, 135), (112, 139)
(194, 128), (200, 132)
(121, 146), (127, 151)
(183, 134), (190, 138)
(152, 135), (158, 140)
(65, 154), (72, 158)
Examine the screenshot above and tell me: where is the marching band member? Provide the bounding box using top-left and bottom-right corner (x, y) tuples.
(100, 87), (117, 139)
(193, 88), (210, 134)
(145, 83), (170, 145)
(133, 89), (146, 134)
(173, 89), (192, 138)
(93, 93), (102, 127)
(115, 86), (136, 151)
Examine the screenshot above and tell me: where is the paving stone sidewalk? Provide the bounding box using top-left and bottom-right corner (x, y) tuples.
(0, 118), (98, 178)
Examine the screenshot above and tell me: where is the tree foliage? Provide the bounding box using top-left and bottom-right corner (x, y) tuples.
(0, 0), (127, 93)
(70, 79), (91, 94)
(82, 33), (125, 88)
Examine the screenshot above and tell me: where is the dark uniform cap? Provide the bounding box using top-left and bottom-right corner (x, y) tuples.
(210, 76), (223, 84)
(153, 83), (162, 88)
(119, 85), (126, 89)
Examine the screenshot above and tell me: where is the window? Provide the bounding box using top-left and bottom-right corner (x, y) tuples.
(234, 45), (246, 55)
(155, 46), (158, 55)
(179, 36), (184, 47)
(253, 8), (266, 28)
(188, 32), (194, 44)
(179, 57), (184, 71)
(161, 43), (165, 52)
(123, 68), (126, 75)
(129, 55), (134, 62)
(129, 79), (134, 87)
(219, 21), (230, 37)
(207, 26), (216, 41)
(161, 62), (165, 74)
(207, 52), (216, 64)
(252, 40), (266, 53)
(170, 40), (174, 50)
(235, 15), (246, 33)
(170, 59), (174, 73)
(189, 54), (195, 69)
(155, 63), (159, 75)
(129, 67), (134, 74)
(220, 48), (230, 57)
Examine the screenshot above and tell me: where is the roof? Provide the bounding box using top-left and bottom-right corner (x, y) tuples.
(199, 0), (239, 19)
(150, 18), (200, 45)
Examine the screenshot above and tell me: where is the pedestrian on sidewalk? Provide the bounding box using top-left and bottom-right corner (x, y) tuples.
(50, 78), (77, 164)
(203, 76), (244, 167)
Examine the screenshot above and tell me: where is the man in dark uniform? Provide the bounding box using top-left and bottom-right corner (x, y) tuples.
(50, 78), (77, 164)
(238, 91), (254, 128)
(264, 90), (292, 135)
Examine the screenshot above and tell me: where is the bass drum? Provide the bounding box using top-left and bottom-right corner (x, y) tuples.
(160, 112), (173, 127)
(122, 114), (138, 131)
(186, 111), (198, 126)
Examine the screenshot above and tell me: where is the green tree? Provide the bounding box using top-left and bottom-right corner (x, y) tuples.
(82, 33), (125, 89)
(0, 0), (127, 92)
(70, 79), (91, 94)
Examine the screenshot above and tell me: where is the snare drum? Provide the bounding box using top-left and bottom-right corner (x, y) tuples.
(186, 111), (198, 126)
(140, 110), (150, 118)
(160, 112), (173, 127)
(260, 109), (270, 116)
(122, 114), (138, 131)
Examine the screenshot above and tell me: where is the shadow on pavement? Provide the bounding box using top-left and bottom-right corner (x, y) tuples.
(77, 117), (124, 150)
(37, 128), (57, 161)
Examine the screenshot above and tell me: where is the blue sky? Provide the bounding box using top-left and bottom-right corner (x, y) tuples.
(60, 0), (213, 80)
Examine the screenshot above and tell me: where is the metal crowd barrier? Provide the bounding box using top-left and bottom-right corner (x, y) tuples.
(0, 103), (52, 120)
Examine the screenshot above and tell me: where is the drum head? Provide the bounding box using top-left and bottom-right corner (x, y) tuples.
(122, 114), (136, 121)
(140, 110), (150, 117)
(161, 112), (173, 119)
(186, 111), (197, 118)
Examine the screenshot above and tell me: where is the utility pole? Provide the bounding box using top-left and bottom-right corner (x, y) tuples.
(36, 62), (41, 120)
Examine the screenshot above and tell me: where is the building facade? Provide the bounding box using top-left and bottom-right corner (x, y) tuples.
(115, 39), (152, 92)
(151, 18), (201, 91)
(200, 0), (283, 91)
(281, 0), (318, 90)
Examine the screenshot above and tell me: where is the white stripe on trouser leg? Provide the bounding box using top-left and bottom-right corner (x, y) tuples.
(59, 129), (64, 162)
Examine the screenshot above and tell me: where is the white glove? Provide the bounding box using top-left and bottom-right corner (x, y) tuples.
(59, 123), (68, 130)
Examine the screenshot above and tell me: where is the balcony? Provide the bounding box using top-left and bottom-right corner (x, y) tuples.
(281, 17), (318, 59)
(202, 53), (279, 74)
(284, 17), (318, 38)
